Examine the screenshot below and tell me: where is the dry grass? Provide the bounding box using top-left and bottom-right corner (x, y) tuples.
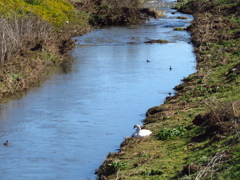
(0, 14), (51, 64)
(0, 13), (76, 102)
(204, 99), (236, 123)
(83, 0), (159, 26)
(189, 13), (234, 47)
(195, 150), (229, 180)
(102, 0), (143, 8)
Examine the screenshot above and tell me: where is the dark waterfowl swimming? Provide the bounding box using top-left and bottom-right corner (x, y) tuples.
(4, 140), (8, 146)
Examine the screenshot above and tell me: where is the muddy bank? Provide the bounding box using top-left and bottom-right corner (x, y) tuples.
(96, 0), (240, 179)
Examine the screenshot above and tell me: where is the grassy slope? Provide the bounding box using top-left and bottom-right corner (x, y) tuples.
(97, 0), (240, 179)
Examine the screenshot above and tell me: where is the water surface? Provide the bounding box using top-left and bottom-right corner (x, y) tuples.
(0, 1), (195, 179)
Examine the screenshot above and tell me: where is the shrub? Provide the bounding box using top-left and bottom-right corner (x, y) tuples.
(0, 0), (81, 27)
(0, 14), (51, 63)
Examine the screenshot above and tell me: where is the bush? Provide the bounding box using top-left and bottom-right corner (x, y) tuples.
(0, 14), (51, 63)
(0, 0), (80, 27)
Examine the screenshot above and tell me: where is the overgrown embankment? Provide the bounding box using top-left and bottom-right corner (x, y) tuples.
(0, 0), (91, 102)
(0, 0), (156, 103)
(97, 0), (240, 179)
(71, 0), (158, 26)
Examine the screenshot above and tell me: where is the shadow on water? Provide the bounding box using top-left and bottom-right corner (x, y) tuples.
(0, 1), (195, 179)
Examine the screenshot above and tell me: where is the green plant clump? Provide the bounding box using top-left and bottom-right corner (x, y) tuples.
(107, 161), (126, 173)
(141, 169), (164, 176)
(156, 126), (187, 140)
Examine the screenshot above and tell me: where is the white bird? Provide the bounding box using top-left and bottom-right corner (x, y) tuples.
(132, 124), (152, 138)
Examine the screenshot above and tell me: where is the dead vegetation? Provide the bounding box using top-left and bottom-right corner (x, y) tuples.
(195, 150), (230, 179)
(71, 0), (158, 26)
(193, 100), (240, 139)
(0, 13), (77, 101)
(187, 12), (237, 47)
(180, 150), (231, 179)
(0, 15), (52, 64)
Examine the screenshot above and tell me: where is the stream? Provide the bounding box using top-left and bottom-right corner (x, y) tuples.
(0, 0), (195, 179)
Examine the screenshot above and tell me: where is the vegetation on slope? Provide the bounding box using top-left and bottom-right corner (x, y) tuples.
(96, 0), (240, 179)
(0, 0), (156, 103)
(71, 0), (159, 26)
(0, 0), (92, 102)
(0, 0), (83, 26)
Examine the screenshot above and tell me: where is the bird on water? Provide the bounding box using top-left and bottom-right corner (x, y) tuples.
(4, 140), (8, 146)
(132, 124), (152, 138)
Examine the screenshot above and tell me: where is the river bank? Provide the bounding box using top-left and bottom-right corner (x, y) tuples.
(0, 0), (195, 178)
(0, 0), (88, 103)
(0, 0), (239, 179)
(96, 0), (240, 179)
(0, 0), (157, 104)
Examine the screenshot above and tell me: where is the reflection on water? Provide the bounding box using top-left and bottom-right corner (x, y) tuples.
(0, 1), (195, 180)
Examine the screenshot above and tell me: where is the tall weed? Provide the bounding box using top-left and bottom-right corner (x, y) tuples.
(0, 14), (51, 63)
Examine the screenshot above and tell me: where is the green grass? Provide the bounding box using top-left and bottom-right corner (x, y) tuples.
(107, 161), (127, 173)
(97, 0), (240, 179)
(156, 126), (187, 140)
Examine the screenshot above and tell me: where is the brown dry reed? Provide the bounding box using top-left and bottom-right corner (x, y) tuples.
(0, 14), (51, 64)
(206, 99), (238, 122)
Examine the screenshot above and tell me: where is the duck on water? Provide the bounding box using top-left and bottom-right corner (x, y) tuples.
(4, 140), (8, 146)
